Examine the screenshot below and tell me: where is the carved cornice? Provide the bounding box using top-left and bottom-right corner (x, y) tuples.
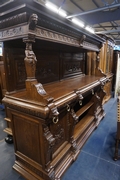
(0, 22), (100, 51)
(0, 10), (102, 51)
(0, 12), (29, 29)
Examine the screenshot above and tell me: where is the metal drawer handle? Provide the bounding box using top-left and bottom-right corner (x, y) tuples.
(79, 100), (82, 106)
(52, 117), (59, 124)
(91, 89), (94, 95)
(66, 104), (70, 112)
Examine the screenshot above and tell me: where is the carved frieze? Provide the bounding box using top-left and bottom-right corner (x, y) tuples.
(83, 41), (99, 51)
(0, 25), (27, 41)
(3, 101), (48, 118)
(36, 28), (79, 47)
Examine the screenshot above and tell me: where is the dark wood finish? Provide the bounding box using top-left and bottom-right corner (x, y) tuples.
(0, 1), (114, 180)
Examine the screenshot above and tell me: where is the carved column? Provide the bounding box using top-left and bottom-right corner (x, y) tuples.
(23, 14), (53, 104)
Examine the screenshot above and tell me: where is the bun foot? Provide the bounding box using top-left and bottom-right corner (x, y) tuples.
(5, 135), (13, 144)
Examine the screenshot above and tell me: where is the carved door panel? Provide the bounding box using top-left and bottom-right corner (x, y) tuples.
(49, 109), (70, 155)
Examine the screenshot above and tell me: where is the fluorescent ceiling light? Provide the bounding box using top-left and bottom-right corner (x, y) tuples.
(72, 18), (84, 28)
(45, 2), (58, 13)
(85, 26), (95, 34)
(58, 9), (67, 17)
(45, 2), (67, 18)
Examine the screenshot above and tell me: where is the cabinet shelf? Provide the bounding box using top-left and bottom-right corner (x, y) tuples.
(4, 128), (12, 135)
(75, 101), (94, 118)
(73, 114), (94, 140)
(4, 117), (11, 122)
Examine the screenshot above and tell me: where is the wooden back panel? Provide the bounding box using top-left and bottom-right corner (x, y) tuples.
(3, 40), (85, 93)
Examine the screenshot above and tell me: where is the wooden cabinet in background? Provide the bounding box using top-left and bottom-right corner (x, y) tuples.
(96, 35), (114, 103)
(112, 50), (120, 96)
(86, 41), (114, 104)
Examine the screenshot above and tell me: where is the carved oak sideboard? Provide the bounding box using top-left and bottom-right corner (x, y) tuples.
(0, 1), (113, 180)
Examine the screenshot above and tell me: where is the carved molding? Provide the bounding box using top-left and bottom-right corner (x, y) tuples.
(16, 157), (43, 178)
(70, 109), (79, 123)
(0, 25), (27, 40)
(2, 100), (49, 119)
(36, 27), (79, 47)
(83, 41), (100, 51)
(0, 12), (28, 29)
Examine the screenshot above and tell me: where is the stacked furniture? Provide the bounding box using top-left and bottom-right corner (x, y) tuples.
(0, 0), (114, 179)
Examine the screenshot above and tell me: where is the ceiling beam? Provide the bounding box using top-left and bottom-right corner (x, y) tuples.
(94, 26), (119, 28)
(58, 0), (66, 10)
(96, 28), (120, 34)
(92, 0), (99, 8)
(70, 0), (84, 11)
(67, 3), (120, 18)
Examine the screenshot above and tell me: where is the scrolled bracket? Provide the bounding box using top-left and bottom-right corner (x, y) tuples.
(48, 103), (59, 124)
(79, 35), (86, 47)
(75, 90), (83, 104)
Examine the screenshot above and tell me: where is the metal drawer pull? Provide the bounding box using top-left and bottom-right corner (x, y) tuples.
(91, 89), (94, 95)
(52, 117), (59, 124)
(66, 104), (70, 112)
(79, 100), (82, 106)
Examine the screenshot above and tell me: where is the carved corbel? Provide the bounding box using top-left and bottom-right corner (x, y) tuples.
(28, 13), (38, 31)
(79, 35), (86, 47)
(70, 108), (79, 123)
(48, 103), (59, 124)
(75, 90), (83, 105)
(95, 52), (106, 77)
(99, 80), (106, 101)
(70, 136), (78, 158)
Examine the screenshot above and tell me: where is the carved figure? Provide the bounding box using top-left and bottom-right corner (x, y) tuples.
(24, 43), (37, 79)
(29, 14), (38, 30)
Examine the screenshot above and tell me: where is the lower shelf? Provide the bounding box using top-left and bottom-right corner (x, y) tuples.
(3, 127), (12, 135)
(73, 114), (94, 140)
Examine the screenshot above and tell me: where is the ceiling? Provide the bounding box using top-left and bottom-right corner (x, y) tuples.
(37, 0), (120, 45)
